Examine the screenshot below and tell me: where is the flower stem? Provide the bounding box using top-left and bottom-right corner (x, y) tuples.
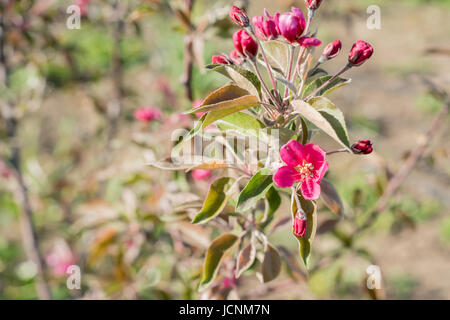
(249, 59), (283, 110)
(326, 148), (350, 155)
(284, 45), (296, 100)
(247, 26), (283, 107)
(304, 64), (351, 101)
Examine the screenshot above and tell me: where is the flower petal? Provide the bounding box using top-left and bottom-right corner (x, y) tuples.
(303, 143), (326, 167)
(300, 178), (321, 200)
(280, 140), (304, 167)
(273, 166), (300, 188)
(314, 161), (329, 181)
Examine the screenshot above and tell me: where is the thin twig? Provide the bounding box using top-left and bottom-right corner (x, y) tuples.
(0, 13), (51, 300)
(357, 93), (449, 233)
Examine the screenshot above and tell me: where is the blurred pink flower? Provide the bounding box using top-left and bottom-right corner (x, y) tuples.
(0, 161), (11, 179)
(134, 107), (162, 123)
(192, 169), (211, 181)
(273, 140), (328, 200)
(76, 0), (90, 17)
(46, 241), (77, 277)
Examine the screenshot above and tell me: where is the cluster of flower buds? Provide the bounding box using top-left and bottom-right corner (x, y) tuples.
(351, 140), (373, 155)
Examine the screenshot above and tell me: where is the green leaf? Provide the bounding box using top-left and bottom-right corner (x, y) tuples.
(302, 75), (351, 98)
(236, 169), (273, 212)
(216, 111), (265, 132)
(321, 179), (344, 216)
(202, 96), (260, 128)
(199, 233), (238, 291)
(291, 98), (351, 150)
(291, 191), (318, 268)
(261, 187), (281, 226)
(207, 64), (261, 98)
(299, 116), (309, 145)
(261, 243), (282, 282)
(186, 83), (251, 114)
(260, 41), (290, 76)
(192, 177), (235, 224)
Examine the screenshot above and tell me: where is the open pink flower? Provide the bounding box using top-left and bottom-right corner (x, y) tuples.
(273, 140), (329, 200)
(134, 107), (162, 123)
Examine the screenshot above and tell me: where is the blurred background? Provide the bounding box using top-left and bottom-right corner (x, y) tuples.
(0, 0), (449, 299)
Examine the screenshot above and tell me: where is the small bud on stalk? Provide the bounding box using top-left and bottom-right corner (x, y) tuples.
(298, 36), (322, 47)
(229, 6), (250, 28)
(305, 0), (323, 10)
(211, 54), (232, 65)
(293, 212), (307, 238)
(348, 40), (374, 67)
(233, 29), (258, 59)
(319, 40), (342, 63)
(351, 140), (373, 155)
(229, 50), (244, 65)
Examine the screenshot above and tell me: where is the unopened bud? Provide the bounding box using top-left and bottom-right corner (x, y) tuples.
(348, 40), (374, 67)
(319, 40), (342, 63)
(229, 6), (250, 28)
(293, 212), (307, 238)
(351, 140), (373, 155)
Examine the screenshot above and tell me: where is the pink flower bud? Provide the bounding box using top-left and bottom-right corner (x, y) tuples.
(321, 40), (342, 61)
(278, 7), (306, 43)
(298, 36), (322, 47)
(134, 107), (162, 123)
(351, 140), (373, 155)
(293, 212), (307, 238)
(305, 0), (323, 10)
(229, 50), (244, 65)
(252, 10), (279, 41)
(211, 54), (232, 65)
(229, 6), (249, 27)
(348, 40), (374, 67)
(192, 169), (212, 181)
(232, 29), (258, 59)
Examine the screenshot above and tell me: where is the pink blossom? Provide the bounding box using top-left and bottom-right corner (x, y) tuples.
(134, 107), (162, 123)
(252, 9), (279, 41)
(46, 241), (77, 277)
(298, 36), (322, 47)
(76, 0), (90, 17)
(192, 169), (212, 181)
(273, 140), (329, 200)
(277, 7), (306, 43)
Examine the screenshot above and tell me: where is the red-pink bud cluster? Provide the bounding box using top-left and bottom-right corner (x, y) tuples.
(351, 140), (373, 155)
(252, 9), (280, 41)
